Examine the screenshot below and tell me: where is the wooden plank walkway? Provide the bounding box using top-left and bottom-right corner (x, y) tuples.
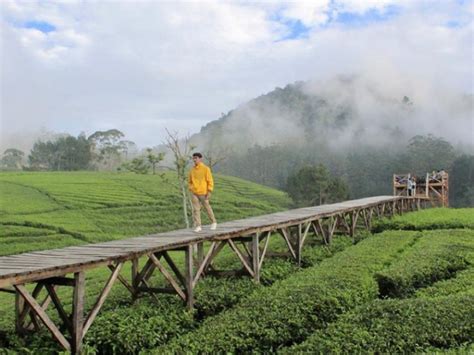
(0, 195), (426, 353)
(1, 195), (402, 287)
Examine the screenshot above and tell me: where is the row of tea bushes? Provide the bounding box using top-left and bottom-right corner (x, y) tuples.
(283, 293), (474, 354)
(372, 208), (474, 232)
(415, 267), (474, 298)
(284, 229), (474, 353)
(376, 229), (474, 298)
(82, 237), (353, 354)
(152, 231), (417, 354)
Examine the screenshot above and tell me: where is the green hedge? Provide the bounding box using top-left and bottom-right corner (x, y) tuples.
(376, 230), (474, 298)
(151, 231), (417, 354)
(82, 237), (352, 354)
(373, 208), (474, 232)
(416, 267), (474, 298)
(284, 294), (474, 353)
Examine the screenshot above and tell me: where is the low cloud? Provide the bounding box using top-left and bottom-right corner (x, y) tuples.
(1, 0), (472, 153)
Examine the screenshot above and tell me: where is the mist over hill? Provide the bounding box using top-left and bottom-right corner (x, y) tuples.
(193, 74), (473, 154)
(186, 74), (472, 205)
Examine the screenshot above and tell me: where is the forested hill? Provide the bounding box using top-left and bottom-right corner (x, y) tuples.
(193, 75), (472, 153)
(189, 76), (473, 207)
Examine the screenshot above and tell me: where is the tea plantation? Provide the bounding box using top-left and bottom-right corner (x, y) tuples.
(0, 171), (473, 354)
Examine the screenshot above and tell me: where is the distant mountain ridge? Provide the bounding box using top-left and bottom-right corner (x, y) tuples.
(192, 75), (473, 154)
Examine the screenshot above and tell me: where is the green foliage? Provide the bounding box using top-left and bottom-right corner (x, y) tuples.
(0, 148), (24, 170)
(28, 134), (93, 171)
(375, 230), (474, 298)
(0, 171), (290, 251)
(286, 164), (349, 207)
(373, 208), (474, 232)
(450, 154), (474, 207)
(155, 232), (416, 354)
(405, 134), (456, 176)
(84, 297), (194, 354)
(284, 294), (474, 354)
(415, 268), (474, 298)
(121, 157), (151, 174)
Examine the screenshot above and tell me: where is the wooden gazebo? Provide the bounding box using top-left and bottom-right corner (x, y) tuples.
(393, 171), (449, 207)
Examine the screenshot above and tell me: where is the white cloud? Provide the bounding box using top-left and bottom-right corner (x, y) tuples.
(0, 0), (472, 151)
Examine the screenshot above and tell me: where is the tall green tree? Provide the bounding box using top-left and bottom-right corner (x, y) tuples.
(88, 129), (130, 170)
(1, 148), (24, 169)
(450, 154), (474, 207)
(146, 148), (165, 175)
(405, 135), (456, 175)
(286, 164), (349, 207)
(28, 135), (92, 171)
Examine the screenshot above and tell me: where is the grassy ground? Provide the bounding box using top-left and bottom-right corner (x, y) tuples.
(0, 171), (291, 254)
(0, 171), (291, 341)
(1, 172), (472, 353)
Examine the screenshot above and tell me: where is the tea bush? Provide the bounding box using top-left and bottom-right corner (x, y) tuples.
(153, 231), (416, 354)
(373, 208), (474, 232)
(284, 294), (474, 353)
(376, 229), (474, 298)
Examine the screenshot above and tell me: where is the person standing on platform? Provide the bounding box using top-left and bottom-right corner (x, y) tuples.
(188, 152), (217, 232)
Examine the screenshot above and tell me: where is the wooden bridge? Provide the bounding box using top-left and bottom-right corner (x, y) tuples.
(0, 195), (427, 353)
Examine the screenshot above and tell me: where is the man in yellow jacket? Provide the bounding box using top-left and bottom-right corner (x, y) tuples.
(189, 152), (217, 232)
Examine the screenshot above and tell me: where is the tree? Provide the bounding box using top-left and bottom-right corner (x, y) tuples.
(121, 157), (150, 174)
(405, 135), (456, 175)
(164, 129), (196, 228)
(450, 155), (474, 207)
(28, 135), (92, 171)
(286, 164), (349, 207)
(88, 129), (130, 170)
(203, 146), (229, 170)
(146, 148), (165, 175)
(1, 148), (24, 169)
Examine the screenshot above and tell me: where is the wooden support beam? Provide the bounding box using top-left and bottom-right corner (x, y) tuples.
(227, 239), (255, 277)
(15, 284), (71, 351)
(72, 272), (85, 355)
(162, 251), (186, 287)
(252, 233), (260, 282)
(197, 242), (204, 265)
(327, 216), (338, 244)
(41, 277), (75, 287)
(17, 282), (45, 331)
(295, 225), (302, 266)
(185, 245), (194, 309)
(45, 284), (71, 332)
(193, 241), (217, 287)
(315, 219), (328, 245)
(300, 222), (312, 249)
(83, 263), (123, 337)
(350, 210), (359, 241)
(0, 287), (15, 294)
(149, 253), (186, 301)
(278, 228), (297, 260)
(25, 289), (54, 331)
(15, 290), (25, 334)
(259, 231), (272, 269)
(131, 258), (139, 300)
(135, 258), (155, 291)
(107, 264), (134, 295)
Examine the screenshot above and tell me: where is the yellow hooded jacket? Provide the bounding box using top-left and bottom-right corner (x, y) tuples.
(188, 162), (214, 195)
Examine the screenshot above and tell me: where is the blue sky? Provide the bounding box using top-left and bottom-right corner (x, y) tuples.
(24, 20), (56, 33)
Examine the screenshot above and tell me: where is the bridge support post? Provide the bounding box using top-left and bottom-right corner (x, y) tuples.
(185, 245), (194, 310)
(252, 233), (260, 282)
(72, 272), (85, 355)
(131, 258), (139, 301)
